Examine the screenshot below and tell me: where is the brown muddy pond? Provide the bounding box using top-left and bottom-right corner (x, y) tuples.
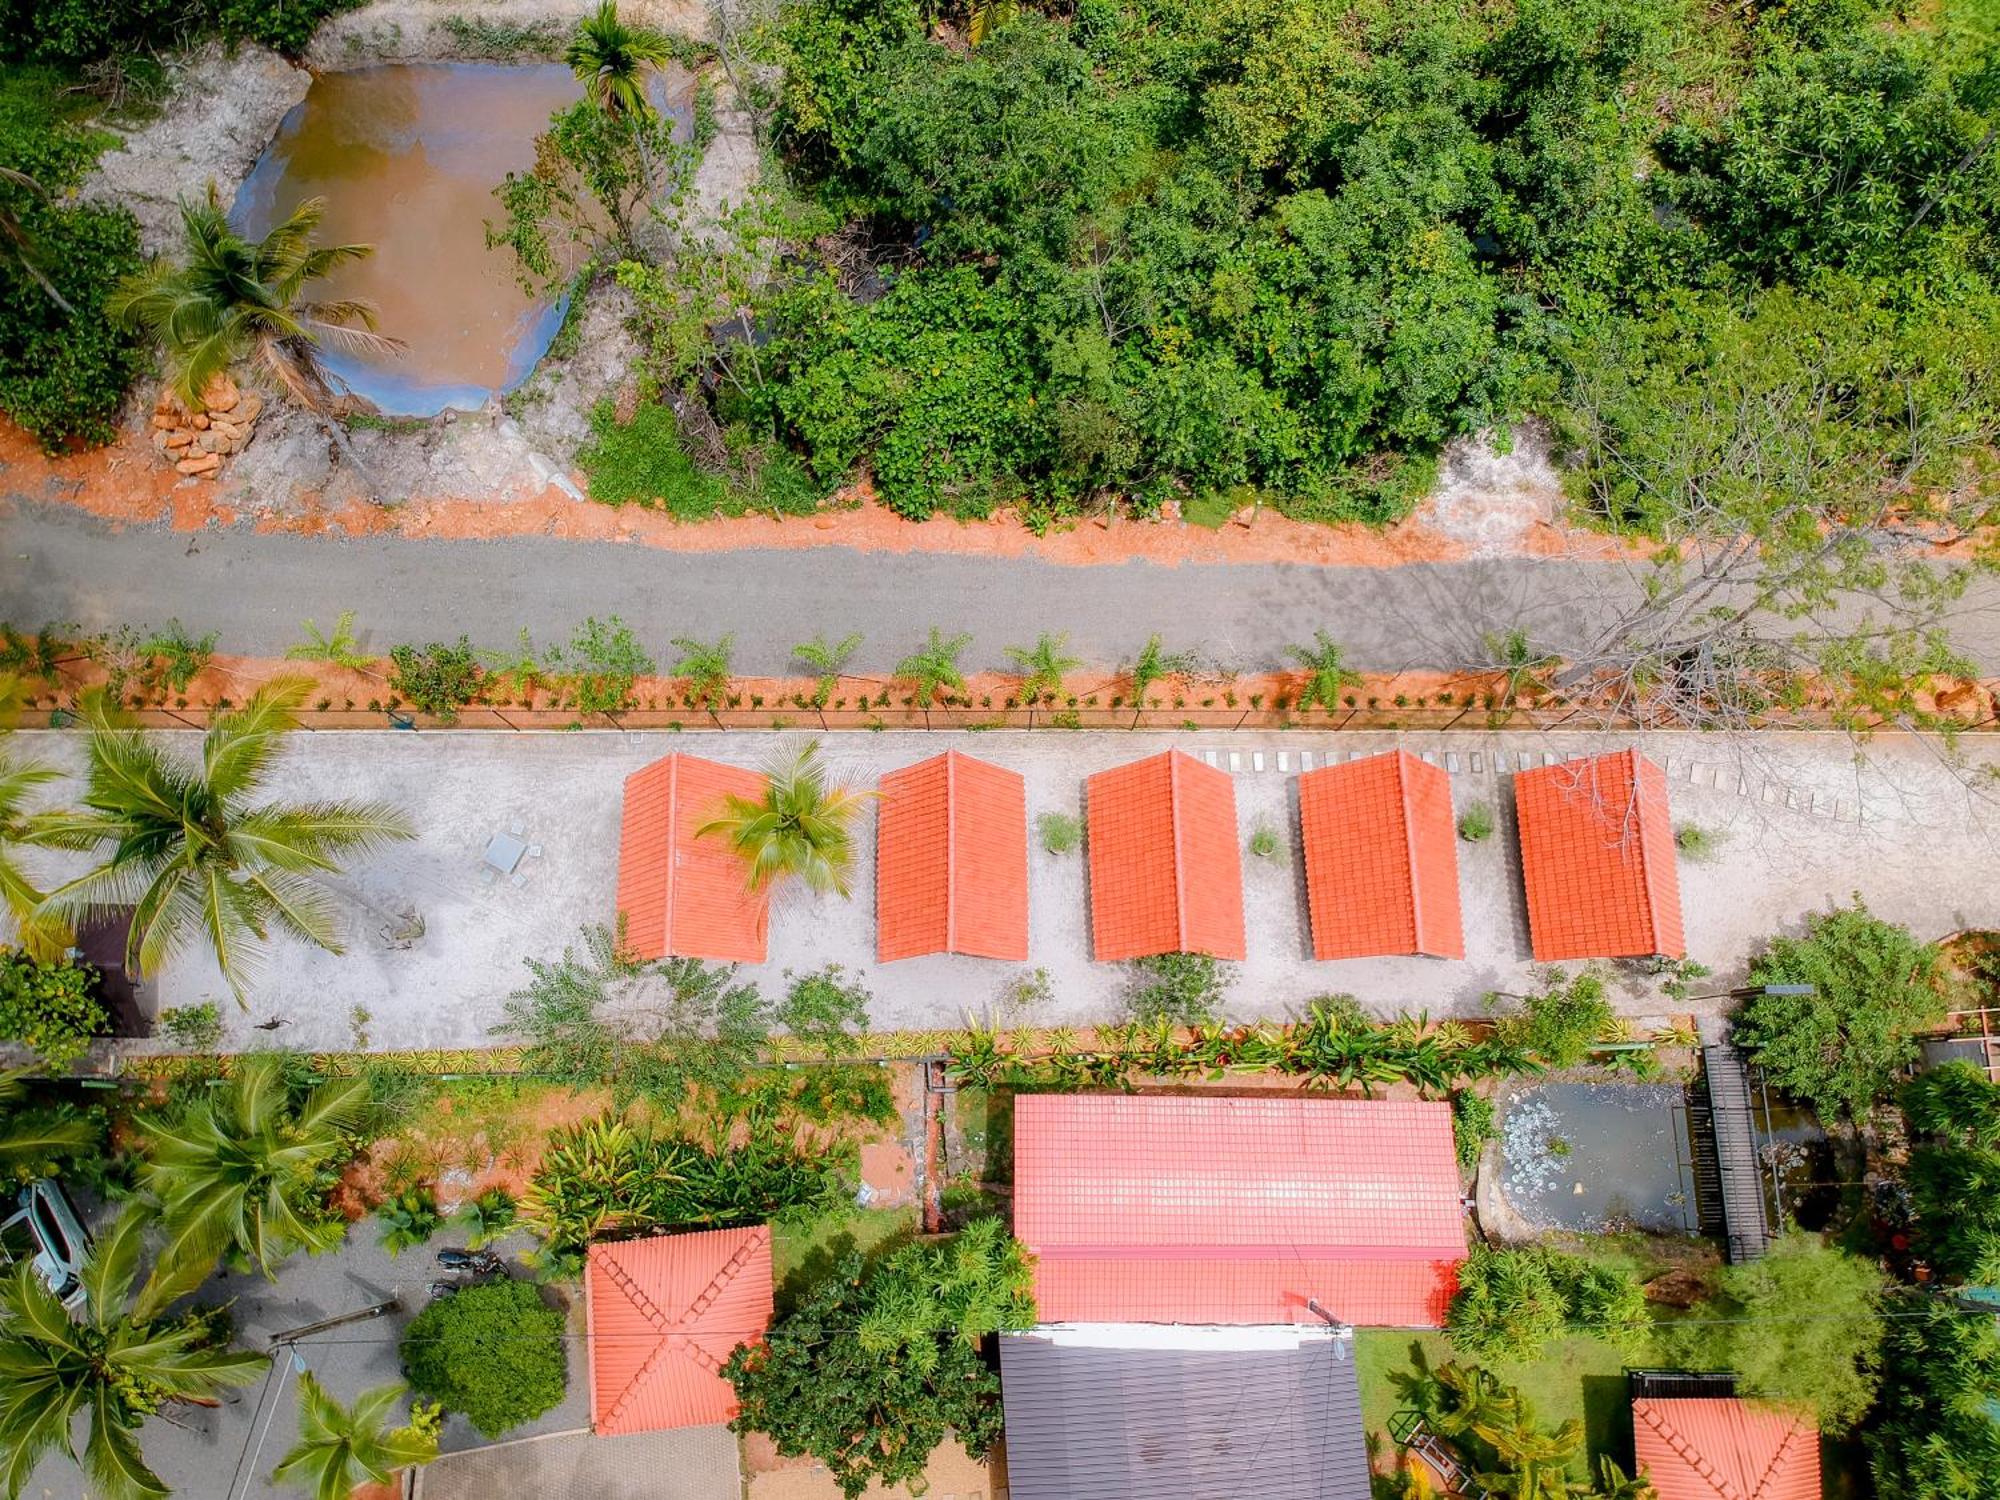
(233, 63), (688, 415)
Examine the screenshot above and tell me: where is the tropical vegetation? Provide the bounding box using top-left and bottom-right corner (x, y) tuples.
(399, 1279), (567, 1439)
(1445, 1246), (1648, 1363)
(0, 948), (105, 1070)
(696, 739), (869, 896)
(270, 1375), (440, 1500)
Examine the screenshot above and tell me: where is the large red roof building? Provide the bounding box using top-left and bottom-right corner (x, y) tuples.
(1300, 750), (1464, 960)
(585, 1226), (774, 1435)
(1013, 1094), (1466, 1328)
(876, 750), (1029, 962)
(1515, 749), (1685, 961)
(1632, 1397), (1822, 1500)
(1084, 751), (1245, 961)
(615, 754), (769, 964)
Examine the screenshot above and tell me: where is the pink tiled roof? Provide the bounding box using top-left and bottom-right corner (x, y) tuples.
(876, 750), (1029, 962)
(1300, 750), (1464, 959)
(1633, 1398), (1821, 1500)
(615, 754), (770, 964)
(586, 1226), (774, 1435)
(1085, 751), (1245, 961)
(1014, 1094), (1466, 1327)
(1515, 749), (1685, 961)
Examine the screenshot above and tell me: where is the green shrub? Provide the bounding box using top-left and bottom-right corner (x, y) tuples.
(1904, 1062), (2000, 1150)
(1446, 1245), (1649, 1362)
(777, 965), (871, 1055)
(388, 638), (484, 721)
(1036, 811), (1082, 855)
(400, 1280), (566, 1438)
(1450, 1089), (1495, 1172)
(578, 401), (726, 515)
(1674, 822), (1722, 861)
(1496, 968), (1614, 1070)
(1868, 1293), (2000, 1500)
(376, 1187), (443, 1256)
(1, 0), (363, 61)
(543, 616), (652, 716)
(1125, 952), (1230, 1026)
(1736, 899), (1944, 1118)
(1907, 1144), (2000, 1284)
(158, 1001), (223, 1052)
(0, 949), (107, 1070)
(1456, 803), (1495, 842)
(454, 1187), (518, 1250)
(1247, 822), (1283, 861)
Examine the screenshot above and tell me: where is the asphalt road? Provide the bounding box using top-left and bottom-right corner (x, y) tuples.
(8, 504), (2000, 676)
(3, 504), (1641, 674)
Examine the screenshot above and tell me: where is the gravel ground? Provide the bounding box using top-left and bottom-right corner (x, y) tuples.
(11, 727), (2000, 1056)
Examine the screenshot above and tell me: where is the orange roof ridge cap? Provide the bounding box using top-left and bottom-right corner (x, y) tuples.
(1168, 751), (1190, 951)
(682, 1228), (765, 1322)
(662, 756), (681, 954)
(1629, 749), (1666, 955)
(1747, 1414), (1811, 1499)
(1394, 751), (1425, 953)
(944, 750), (960, 954)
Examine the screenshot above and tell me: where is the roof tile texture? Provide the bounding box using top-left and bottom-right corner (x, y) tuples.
(586, 1226), (775, 1435)
(1515, 749), (1685, 961)
(1632, 1397), (1822, 1500)
(876, 750), (1029, 962)
(615, 755), (770, 964)
(1015, 1094), (1466, 1327)
(1300, 750), (1464, 959)
(1085, 751), (1245, 961)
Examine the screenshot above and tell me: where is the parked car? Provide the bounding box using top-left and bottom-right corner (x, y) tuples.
(0, 1181), (91, 1308)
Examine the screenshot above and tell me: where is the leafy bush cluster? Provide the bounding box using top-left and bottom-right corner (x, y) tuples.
(723, 1217), (1034, 1499)
(1868, 1293), (2000, 1500)
(1735, 899), (1945, 1118)
(637, 0), (2000, 527)
(1124, 951), (1231, 1026)
(0, 0), (363, 62)
(1445, 1245), (1649, 1362)
(0, 69), (145, 449)
(1495, 969), (1615, 1070)
(520, 1113), (844, 1256)
(0, 948), (106, 1070)
(400, 1279), (566, 1438)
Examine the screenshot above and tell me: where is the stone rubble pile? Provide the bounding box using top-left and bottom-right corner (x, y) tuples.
(149, 376), (263, 479)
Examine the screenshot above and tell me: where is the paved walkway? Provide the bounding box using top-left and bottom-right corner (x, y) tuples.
(417, 1427), (740, 1500)
(15, 726), (2000, 1055)
(1, 503), (1637, 674)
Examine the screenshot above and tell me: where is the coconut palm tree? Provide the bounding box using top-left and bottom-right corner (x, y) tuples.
(565, 0), (675, 119)
(1004, 631), (1083, 703)
(28, 679), (413, 999)
(106, 185), (404, 488)
(0, 676), (68, 960)
(0, 1066), (94, 1174)
(0, 1204), (267, 1500)
(271, 1374), (439, 1500)
(894, 627), (972, 706)
(696, 740), (869, 897)
(136, 1052), (367, 1300)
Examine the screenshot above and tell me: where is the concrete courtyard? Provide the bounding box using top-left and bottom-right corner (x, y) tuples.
(14, 727), (2000, 1055)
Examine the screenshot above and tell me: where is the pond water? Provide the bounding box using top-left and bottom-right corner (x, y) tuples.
(232, 64), (687, 416)
(1500, 1082), (1701, 1235)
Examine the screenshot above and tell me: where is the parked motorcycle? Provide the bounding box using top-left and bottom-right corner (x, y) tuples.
(436, 1247), (502, 1276)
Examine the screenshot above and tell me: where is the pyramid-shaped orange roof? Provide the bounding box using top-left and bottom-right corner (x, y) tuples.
(1632, 1397), (1821, 1500)
(1515, 749), (1685, 961)
(586, 1226), (774, 1435)
(1085, 750), (1245, 961)
(877, 750), (1029, 962)
(615, 754), (770, 964)
(1300, 750), (1464, 960)
(1015, 1094), (1465, 1327)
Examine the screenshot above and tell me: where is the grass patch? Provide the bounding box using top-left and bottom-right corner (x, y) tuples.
(1181, 490), (1237, 528)
(1355, 1330), (1633, 1481)
(577, 401), (825, 521)
(771, 1205), (917, 1298)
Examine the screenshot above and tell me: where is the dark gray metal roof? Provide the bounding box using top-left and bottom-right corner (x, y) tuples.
(998, 1331), (1372, 1500)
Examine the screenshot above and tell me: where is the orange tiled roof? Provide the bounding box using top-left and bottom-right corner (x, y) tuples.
(1632, 1397), (1821, 1500)
(876, 750), (1029, 962)
(1514, 749), (1685, 961)
(615, 754), (770, 964)
(1300, 750), (1464, 960)
(586, 1226), (774, 1436)
(1085, 750), (1245, 961)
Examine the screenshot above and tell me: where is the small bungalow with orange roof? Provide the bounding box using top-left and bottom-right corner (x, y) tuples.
(875, 749), (1029, 962)
(1515, 748), (1685, 961)
(1629, 1374), (1822, 1500)
(584, 1226), (775, 1436)
(1084, 749), (1244, 962)
(1299, 748), (1464, 960)
(615, 753), (769, 964)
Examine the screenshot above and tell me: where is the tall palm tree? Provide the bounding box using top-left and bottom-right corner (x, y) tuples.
(696, 740), (869, 897)
(270, 1374), (438, 1500)
(29, 679), (413, 999)
(107, 185), (404, 488)
(0, 675), (68, 960)
(0, 1067), (94, 1174)
(0, 1204), (267, 1500)
(565, 0), (675, 119)
(136, 1052), (368, 1298)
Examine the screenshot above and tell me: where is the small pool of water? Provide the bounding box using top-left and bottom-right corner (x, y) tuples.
(1500, 1082), (1700, 1235)
(232, 63), (687, 416)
